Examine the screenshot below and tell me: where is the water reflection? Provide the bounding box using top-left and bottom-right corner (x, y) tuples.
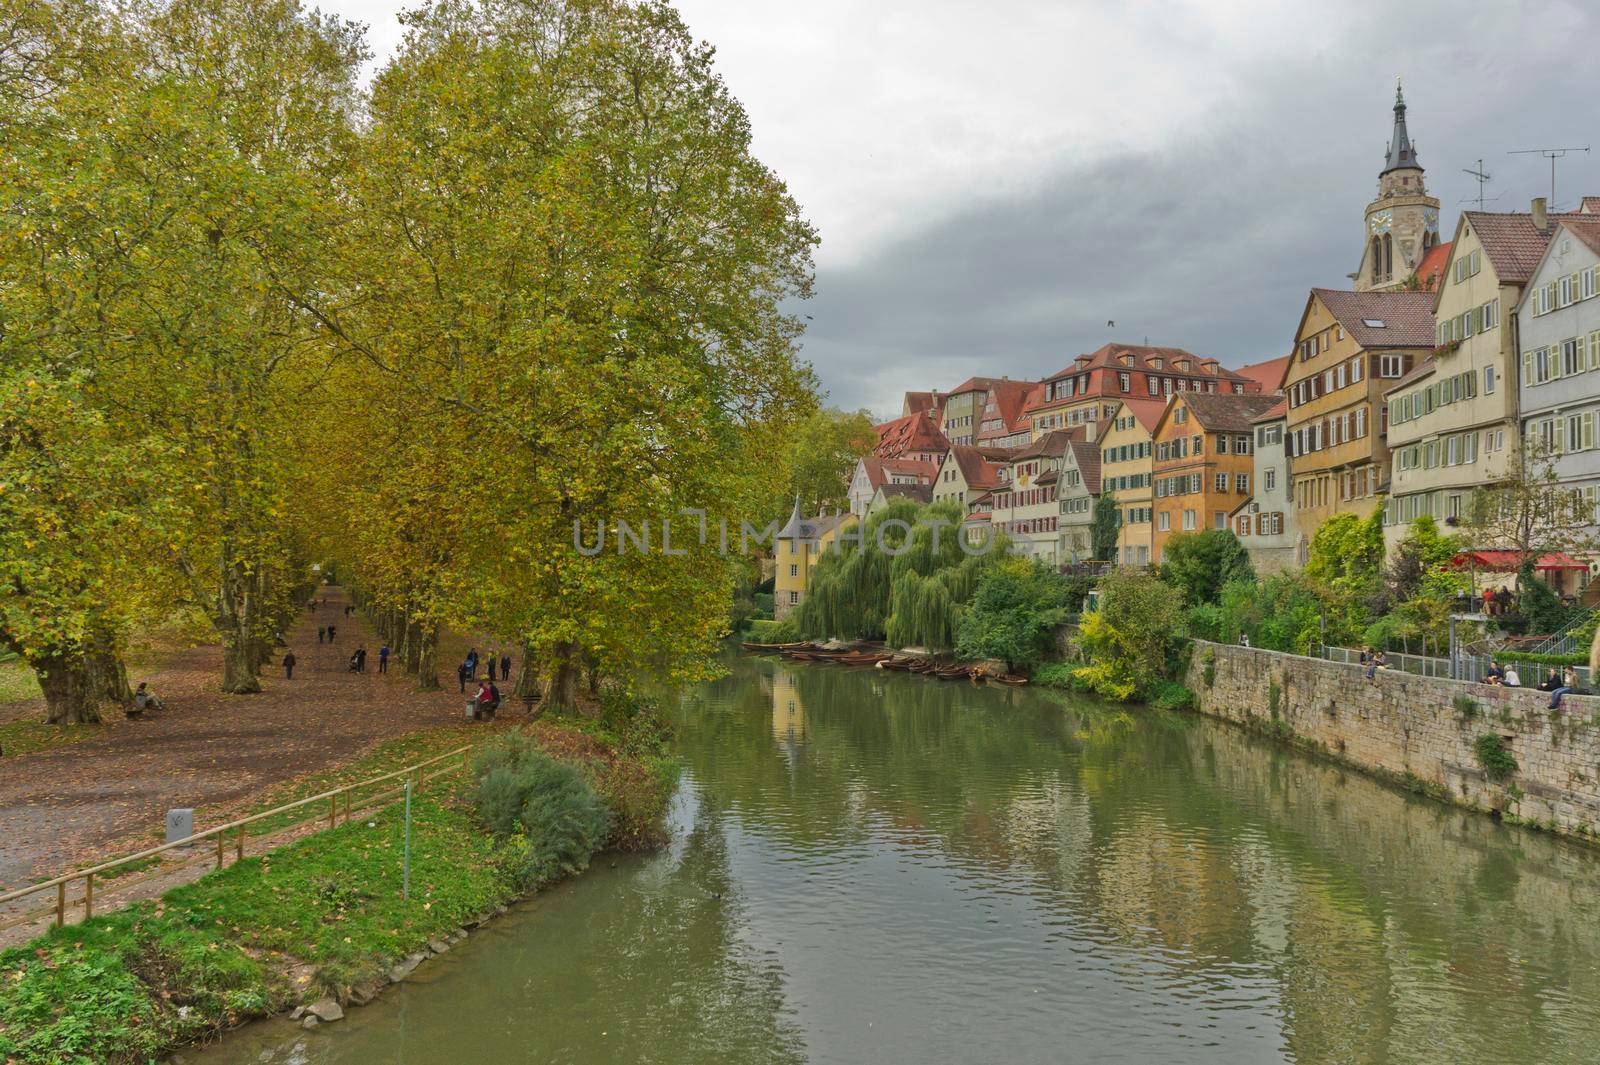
(195, 655), (1600, 1065)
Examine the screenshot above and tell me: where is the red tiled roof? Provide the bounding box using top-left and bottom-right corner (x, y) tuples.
(872, 411), (949, 459)
(946, 444), (1007, 491)
(1009, 426), (1083, 461)
(860, 456), (940, 490)
(901, 391), (938, 417)
(1043, 343), (1252, 386)
(1413, 240), (1452, 291)
(1106, 397), (1168, 433)
(874, 483), (933, 506)
(1311, 288), (1436, 348)
(1250, 398), (1288, 423)
(977, 378), (1038, 444)
(1013, 383), (1048, 427)
(1234, 355), (1291, 394)
(1560, 219), (1600, 260)
(1463, 210), (1587, 287)
(1582, 197), (1600, 215)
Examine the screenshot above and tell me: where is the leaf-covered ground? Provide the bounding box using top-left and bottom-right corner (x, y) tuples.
(0, 589), (504, 890)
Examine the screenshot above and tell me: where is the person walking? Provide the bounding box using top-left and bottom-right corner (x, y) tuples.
(378, 644), (390, 674)
(317, 626), (326, 644)
(487, 651), (498, 683)
(466, 648), (479, 680)
(355, 645), (367, 673)
(457, 660), (469, 693)
(283, 651), (297, 680)
(501, 651), (512, 682)
(327, 623), (337, 643)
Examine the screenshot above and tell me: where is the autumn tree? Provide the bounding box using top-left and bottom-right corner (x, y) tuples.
(1467, 442), (1598, 577)
(782, 408), (875, 514)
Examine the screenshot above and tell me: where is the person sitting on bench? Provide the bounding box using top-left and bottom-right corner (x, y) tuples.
(472, 680), (501, 720)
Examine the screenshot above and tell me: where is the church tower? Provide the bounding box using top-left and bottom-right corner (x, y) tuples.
(1354, 81), (1441, 291)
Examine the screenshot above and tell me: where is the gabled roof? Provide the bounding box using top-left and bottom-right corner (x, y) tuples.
(1234, 355), (1291, 394)
(1581, 196), (1600, 215)
(1064, 439), (1102, 495)
(945, 444), (1007, 492)
(1013, 383), (1048, 426)
(1041, 343), (1251, 388)
(1170, 393), (1283, 433)
(1310, 288), (1436, 348)
(1460, 209), (1588, 287)
(979, 379), (1037, 434)
(1413, 240), (1452, 291)
(1250, 398), (1288, 424)
(1104, 397), (1168, 434)
(1008, 426), (1082, 461)
(901, 391), (938, 417)
(945, 375), (1021, 397)
(872, 410), (949, 459)
(1560, 219), (1600, 259)
(859, 456), (939, 489)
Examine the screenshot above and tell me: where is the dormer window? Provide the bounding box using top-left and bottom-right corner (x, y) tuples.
(1149, 358), (1163, 370)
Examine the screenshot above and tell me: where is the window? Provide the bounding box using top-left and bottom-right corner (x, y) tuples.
(1214, 511), (1226, 530)
(789, 565), (798, 577)
(1265, 468), (1277, 492)
(1118, 372), (1130, 392)
(788, 591), (799, 605)
(1158, 511), (1171, 531)
(1215, 472), (1228, 492)
(1355, 407), (1367, 438)
(1380, 355), (1404, 377)
(1236, 473), (1249, 493)
(1182, 509), (1196, 530)
(1174, 406), (1188, 424)
(1484, 365), (1496, 394)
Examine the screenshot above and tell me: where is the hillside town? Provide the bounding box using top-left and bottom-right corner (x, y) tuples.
(777, 83), (1600, 619)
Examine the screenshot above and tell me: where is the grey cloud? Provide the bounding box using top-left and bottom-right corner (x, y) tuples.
(798, 1), (1600, 418)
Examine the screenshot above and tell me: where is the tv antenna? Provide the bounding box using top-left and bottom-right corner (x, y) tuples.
(1462, 159), (1492, 210)
(1508, 146), (1590, 209)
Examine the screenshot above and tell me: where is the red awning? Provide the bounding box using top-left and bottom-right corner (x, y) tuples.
(1449, 550), (1590, 572)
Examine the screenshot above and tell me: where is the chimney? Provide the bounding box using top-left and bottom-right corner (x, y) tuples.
(1532, 197), (1549, 232)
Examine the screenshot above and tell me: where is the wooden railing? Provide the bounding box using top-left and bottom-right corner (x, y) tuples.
(0, 745), (473, 935)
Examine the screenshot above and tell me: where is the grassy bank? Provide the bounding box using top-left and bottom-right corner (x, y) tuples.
(0, 700), (678, 1064)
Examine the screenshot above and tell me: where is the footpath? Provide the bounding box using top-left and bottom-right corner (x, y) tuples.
(0, 588), (490, 896)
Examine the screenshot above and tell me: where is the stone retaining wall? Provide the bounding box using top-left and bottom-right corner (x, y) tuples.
(1185, 640), (1600, 840)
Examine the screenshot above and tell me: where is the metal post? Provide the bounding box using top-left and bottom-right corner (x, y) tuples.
(403, 779), (412, 902)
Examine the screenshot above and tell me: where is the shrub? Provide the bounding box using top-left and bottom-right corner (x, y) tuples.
(1159, 529), (1254, 605)
(1148, 681), (1196, 713)
(471, 734), (612, 888)
(1032, 661), (1090, 690)
(1453, 694), (1480, 720)
(955, 556), (1075, 671)
(1473, 733), (1518, 782)
(746, 617), (799, 643)
(1071, 569), (1185, 701)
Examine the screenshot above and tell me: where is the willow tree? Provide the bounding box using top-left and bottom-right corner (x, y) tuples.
(304, 0), (818, 710)
(884, 501), (1008, 651)
(792, 499), (921, 641)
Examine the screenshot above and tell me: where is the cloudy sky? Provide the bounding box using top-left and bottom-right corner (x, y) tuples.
(328, 0), (1600, 419)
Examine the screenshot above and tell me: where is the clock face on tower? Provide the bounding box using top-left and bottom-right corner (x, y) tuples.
(1424, 209), (1440, 236)
(1369, 209), (1394, 235)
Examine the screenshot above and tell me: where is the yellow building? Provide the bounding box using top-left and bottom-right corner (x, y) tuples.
(1098, 398), (1165, 565)
(769, 665), (806, 744)
(1280, 288), (1433, 534)
(773, 501), (857, 620)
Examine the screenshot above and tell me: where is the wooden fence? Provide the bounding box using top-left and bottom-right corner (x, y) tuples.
(0, 745), (473, 935)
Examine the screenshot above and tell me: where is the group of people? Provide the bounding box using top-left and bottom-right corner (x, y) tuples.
(457, 648), (513, 691)
(1482, 661), (1522, 687)
(316, 624), (337, 643)
(1480, 587), (1516, 617)
(1358, 647), (1387, 680)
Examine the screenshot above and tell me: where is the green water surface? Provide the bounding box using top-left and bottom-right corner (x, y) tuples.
(191, 656), (1600, 1064)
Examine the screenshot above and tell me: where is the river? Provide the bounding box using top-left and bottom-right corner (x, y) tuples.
(191, 655), (1600, 1064)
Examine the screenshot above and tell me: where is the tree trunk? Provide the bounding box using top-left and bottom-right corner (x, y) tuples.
(34, 650), (105, 725)
(513, 642), (539, 701)
(544, 641), (583, 713)
(415, 623), (440, 691)
(216, 550), (263, 694)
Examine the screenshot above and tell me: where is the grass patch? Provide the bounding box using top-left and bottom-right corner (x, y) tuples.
(239, 726), (489, 838)
(1473, 733), (1518, 782)
(0, 709), (679, 1064)
(0, 718), (96, 757)
(0, 659), (42, 705)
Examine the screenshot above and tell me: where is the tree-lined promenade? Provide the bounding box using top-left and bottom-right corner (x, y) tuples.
(1, 0), (819, 723)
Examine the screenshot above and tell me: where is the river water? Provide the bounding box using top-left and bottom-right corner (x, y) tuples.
(192, 655), (1600, 1065)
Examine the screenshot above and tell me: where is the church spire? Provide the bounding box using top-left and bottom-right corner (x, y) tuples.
(1382, 79), (1420, 174)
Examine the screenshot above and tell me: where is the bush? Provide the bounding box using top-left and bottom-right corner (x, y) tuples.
(1473, 733), (1518, 782)
(955, 556), (1075, 671)
(471, 734), (612, 888)
(1071, 569), (1185, 701)
(1148, 680), (1196, 713)
(1032, 661), (1090, 690)
(1159, 529), (1254, 605)
(746, 617), (799, 643)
